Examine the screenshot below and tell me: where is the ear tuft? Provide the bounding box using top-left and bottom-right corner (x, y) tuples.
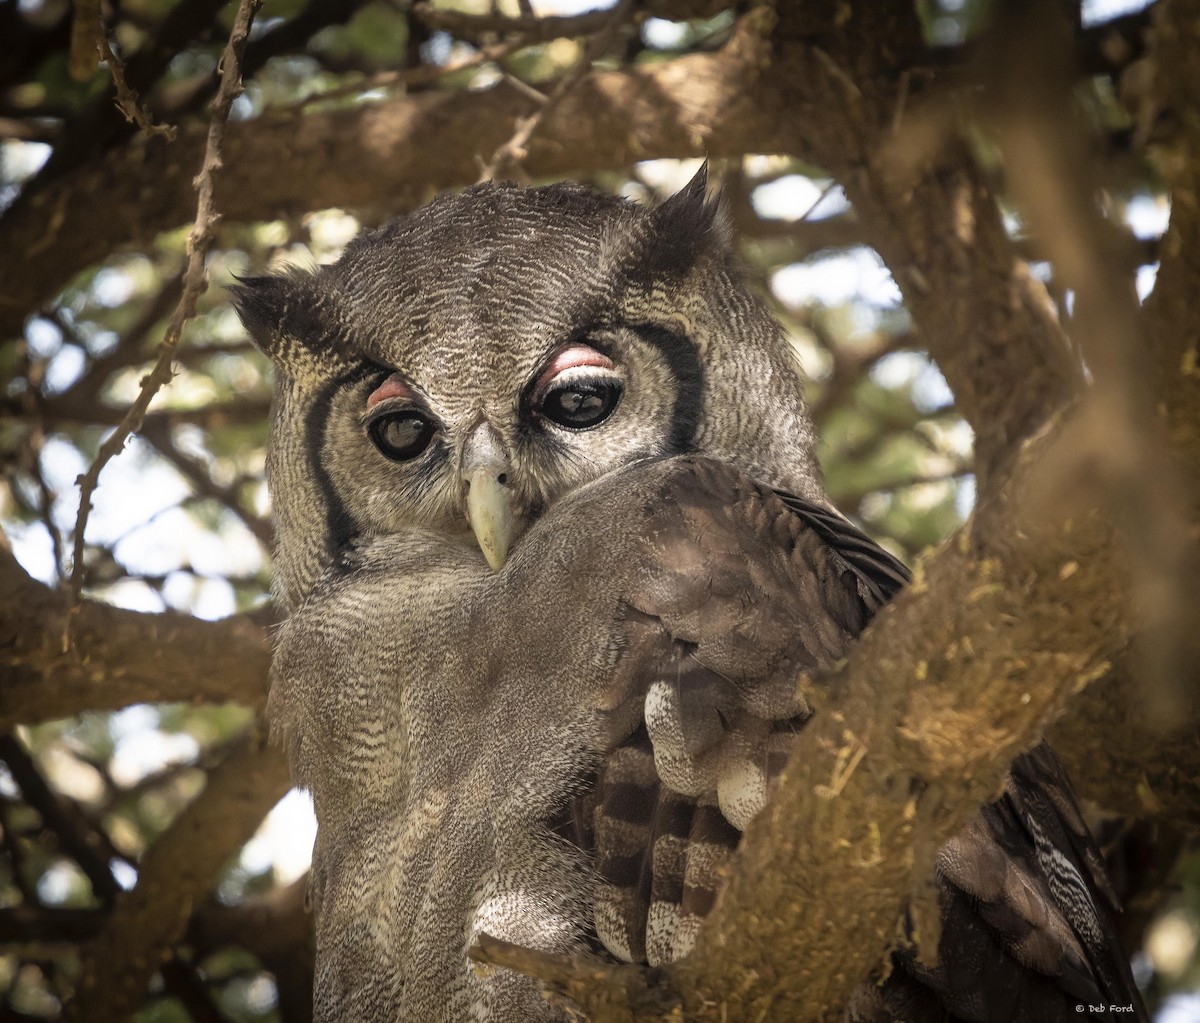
(230, 270), (348, 377)
(644, 161), (731, 276)
(229, 274), (286, 349)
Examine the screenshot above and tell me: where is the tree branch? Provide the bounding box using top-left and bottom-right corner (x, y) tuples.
(0, 736), (119, 904)
(0, 18), (793, 342)
(1141, 0), (1200, 490)
(63, 727), (290, 1022)
(139, 422), (273, 547)
(412, 0), (732, 44)
(6, 395), (271, 432)
(666, 408), (1151, 1022)
(412, 3), (624, 44)
(189, 877), (314, 1022)
(0, 543), (271, 730)
(768, 1), (1084, 489)
(0, 906), (105, 946)
(970, 0), (1194, 731)
(1, 5), (1196, 1019)
(479, 0), (636, 181)
(1049, 655), (1200, 821)
(0, 3), (1089, 495)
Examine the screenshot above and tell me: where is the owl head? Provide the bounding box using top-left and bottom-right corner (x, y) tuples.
(234, 167), (823, 610)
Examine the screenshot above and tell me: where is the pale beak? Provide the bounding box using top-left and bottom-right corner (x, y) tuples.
(465, 468), (514, 571)
(462, 423), (515, 571)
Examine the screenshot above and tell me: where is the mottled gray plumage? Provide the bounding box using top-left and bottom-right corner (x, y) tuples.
(235, 170), (1145, 1023)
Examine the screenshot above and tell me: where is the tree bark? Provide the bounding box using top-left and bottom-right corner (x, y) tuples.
(0, 545), (271, 730)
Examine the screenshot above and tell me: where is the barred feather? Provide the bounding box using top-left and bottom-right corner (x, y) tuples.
(586, 460), (1145, 1023)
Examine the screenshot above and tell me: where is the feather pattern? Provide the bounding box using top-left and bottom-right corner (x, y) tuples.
(236, 175), (1145, 1023)
(587, 459), (1145, 1022)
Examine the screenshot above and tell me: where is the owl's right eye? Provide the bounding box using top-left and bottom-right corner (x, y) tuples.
(368, 411), (435, 461)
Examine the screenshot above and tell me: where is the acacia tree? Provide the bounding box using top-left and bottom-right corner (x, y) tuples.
(0, 0), (1197, 1019)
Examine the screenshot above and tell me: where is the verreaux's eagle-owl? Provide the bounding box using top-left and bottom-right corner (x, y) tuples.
(233, 169), (1146, 1022)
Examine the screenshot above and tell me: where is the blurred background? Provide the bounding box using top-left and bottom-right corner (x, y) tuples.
(1, 0), (1197, 1019)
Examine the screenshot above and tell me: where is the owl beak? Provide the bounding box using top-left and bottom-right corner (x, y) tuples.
(465, 469), (514, 571)
(462, 424), (515, 571)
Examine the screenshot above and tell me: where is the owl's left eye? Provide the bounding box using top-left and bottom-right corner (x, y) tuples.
(368, 411), (435, 461)
(529, 344), (623, 430)
(539, 379), (622, 430)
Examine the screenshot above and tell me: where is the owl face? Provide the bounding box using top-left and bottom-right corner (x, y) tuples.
(235, 170), (822, 608)
(316, 315), (699, 569)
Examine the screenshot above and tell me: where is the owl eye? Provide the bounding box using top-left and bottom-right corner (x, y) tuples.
(539, 379), (622, 430)
(368, 411), (435, 461)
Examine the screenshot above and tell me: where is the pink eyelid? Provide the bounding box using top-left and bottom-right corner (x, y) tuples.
(532, 345), (615, 399)
(367, 373), (414, 408)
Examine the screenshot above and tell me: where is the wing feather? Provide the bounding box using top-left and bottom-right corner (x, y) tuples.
(585, 457), (1144, 1022)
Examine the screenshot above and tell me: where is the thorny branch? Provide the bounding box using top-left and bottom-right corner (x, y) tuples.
(65, 0), (263, 617)
(99, 35), (176, 140)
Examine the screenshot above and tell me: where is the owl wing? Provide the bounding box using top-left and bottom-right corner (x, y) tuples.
(876, 745), (1145, 1023)
(584, 457), (1145, 1022)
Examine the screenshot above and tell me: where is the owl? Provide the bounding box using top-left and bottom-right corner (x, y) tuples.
(233, 169), (1146, 1022)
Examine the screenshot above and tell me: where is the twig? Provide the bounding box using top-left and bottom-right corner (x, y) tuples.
(0, 735), (119, 905)
(99, 736), (244, 810)
(294, 39), (526, 111)
(831, 467), (973, 511)
(27, 437), (63, 583)
(140, 423), (274, 547)
(412, 3), (620, 45)
(499, 69), (550, 106)
(66, 0), (263, 631)
(796, 179), (840, 223)
(812, 46), (862, 103)
(478, 0), (635, 182)
(100, 492), (236, 554)
(67, 0), (175, 137)
(976, 1), (1192, 724)
(66, 274), (186, 403)
(808, 328), (915, 426)
(100, 35), (176, 139)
